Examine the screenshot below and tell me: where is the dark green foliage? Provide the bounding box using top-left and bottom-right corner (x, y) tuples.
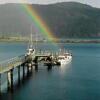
(0, 2), (100, 38)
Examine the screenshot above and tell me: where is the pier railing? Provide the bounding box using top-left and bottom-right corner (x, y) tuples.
(0, 55), (25, 74)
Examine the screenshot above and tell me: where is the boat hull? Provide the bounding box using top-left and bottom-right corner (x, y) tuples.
(58, 55), (72, 65)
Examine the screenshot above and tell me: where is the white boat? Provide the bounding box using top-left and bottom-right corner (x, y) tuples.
(58, 52), (72, 65)
(26, 47), (35, 56)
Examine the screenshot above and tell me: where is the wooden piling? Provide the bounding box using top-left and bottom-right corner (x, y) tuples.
(18, 66), (20, 85)
(22, 64), (25, 80)
(47, 63), (52, 70)
(34, 56), (38, 71)
(0, 74), (1, 94)
(7, 69), (14, 92)
(27, 64), (30, 76)
(29, 63), (33, 72)
(30, 63), (33, 72)
(35, 64), (38, 71)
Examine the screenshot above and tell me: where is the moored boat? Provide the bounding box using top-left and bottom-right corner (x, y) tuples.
(57, 52), (72, 65)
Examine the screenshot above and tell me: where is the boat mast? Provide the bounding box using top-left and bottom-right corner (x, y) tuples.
(30, 25), (33, 49)
(34, 25), (38, 51)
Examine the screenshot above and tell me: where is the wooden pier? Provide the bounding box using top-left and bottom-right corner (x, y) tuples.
(0, 50), (60, 93)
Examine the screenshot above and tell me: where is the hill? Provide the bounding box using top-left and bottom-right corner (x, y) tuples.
(0, 2), (100, 38)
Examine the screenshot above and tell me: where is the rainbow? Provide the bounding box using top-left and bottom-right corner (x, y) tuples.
(21, 0), (58, 47)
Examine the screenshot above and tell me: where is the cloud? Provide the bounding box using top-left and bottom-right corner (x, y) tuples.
(0, 0), (99, 8)
(0, 0), (30, 3)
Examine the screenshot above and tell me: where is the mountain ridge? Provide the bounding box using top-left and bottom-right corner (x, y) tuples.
(0, 2), (100, 38)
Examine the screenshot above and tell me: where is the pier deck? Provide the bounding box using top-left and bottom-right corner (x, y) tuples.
(0, 51), (60, 93)
(0, 50), (71, 93)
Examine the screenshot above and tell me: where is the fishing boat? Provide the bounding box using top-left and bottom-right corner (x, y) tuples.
(57, 52), (72, 65)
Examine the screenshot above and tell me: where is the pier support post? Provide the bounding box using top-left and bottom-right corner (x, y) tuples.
(35, 63), (38, 71)
(18, 66), (20, 85)
(27, 63), (32, 76)
(28, 63), (33, 73)
(7, 69), (14, 92)
(34, 57), (38, 71)
(30, 63), (33, 72)
(22, 64), (25, 80)
(46, 56), (53, 70)
(27, 64), (30, 76)
(0, 74), (1, 94)
(47, 64), (52, 70)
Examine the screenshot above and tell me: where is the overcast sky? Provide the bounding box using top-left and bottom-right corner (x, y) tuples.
(0, 0), (100, 8)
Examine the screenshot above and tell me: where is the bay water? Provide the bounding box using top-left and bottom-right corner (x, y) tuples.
(0, 42), (100, 100)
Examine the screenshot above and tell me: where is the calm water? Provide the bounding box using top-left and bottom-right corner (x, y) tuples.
(1, 42), (100, 100)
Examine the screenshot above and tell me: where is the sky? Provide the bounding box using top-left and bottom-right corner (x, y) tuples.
(0, 0), (100, 8)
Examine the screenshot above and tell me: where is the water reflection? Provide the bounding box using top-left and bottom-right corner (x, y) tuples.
(59, 60), (72, 75)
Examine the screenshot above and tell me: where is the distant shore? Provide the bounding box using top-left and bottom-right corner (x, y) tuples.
(0, 38), (100, 43)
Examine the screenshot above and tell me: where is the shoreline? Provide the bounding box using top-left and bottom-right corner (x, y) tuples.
(0, 38), (100, 43)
